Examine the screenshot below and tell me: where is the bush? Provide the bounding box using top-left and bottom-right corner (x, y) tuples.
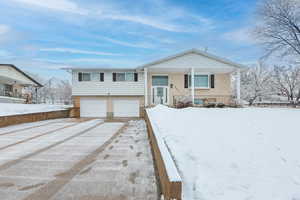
(216, 103), (225, 108)
(176, 101), (193, 108)
(204, 103), (216, 108)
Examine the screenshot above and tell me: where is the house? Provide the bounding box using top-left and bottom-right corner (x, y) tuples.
(64, 49), (245, 118)
(0, 64), (42, 103)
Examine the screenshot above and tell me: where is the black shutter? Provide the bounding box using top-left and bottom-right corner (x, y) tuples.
(134, 73), (138, 82)
(78, 72), (82, 82)
(210, 74), (215, 88)
(184, 74), (188, 88)
(100, 73), (104, 82)
(112, 73), (116, 82)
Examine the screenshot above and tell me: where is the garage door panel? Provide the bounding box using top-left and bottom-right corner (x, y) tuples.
(80, 98), (106, 117)
(113, 100), (139, 117)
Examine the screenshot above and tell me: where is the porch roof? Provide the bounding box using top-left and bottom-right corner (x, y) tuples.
(0, 64), (42, 87)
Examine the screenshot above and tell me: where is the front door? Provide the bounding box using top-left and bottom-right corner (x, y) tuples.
(152, 86), (168, 104)
(151, 75), (169, 105)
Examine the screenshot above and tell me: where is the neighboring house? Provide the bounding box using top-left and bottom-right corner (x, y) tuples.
(0, 64), (42, 103)
(65, 49), (245, 118)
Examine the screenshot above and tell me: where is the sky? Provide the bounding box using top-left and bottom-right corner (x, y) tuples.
(0, 0), (262, 80)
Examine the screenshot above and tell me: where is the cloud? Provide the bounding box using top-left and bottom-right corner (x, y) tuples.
(40, 48), (122, 56)
(13, 0), (87, 15)
(0, 24), (10, 35)
(222, 27), (256, 45)
(10, 0), (214, 33)
(98, 36), (155, 49)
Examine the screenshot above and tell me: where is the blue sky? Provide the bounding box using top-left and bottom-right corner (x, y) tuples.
(0, 0), (262, 80)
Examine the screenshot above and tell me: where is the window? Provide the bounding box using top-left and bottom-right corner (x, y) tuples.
(188, 74), (209, 88)
(194, 99), (204, 105)
(78, 72), (91, 81)
(152, 76), (168, 86)
(113, 72), (137, 82)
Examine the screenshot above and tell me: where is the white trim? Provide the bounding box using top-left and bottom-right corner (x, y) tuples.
(144, 68), (148, 106)
(191, 68), (195, 104)
(151, 86), (169, 105)
(151, 74), (169, 105)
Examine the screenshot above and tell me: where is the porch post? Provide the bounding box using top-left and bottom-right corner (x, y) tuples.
(236, 69), (241, 103)
(191, 68), (195, 104)
(144, 68), (148, 107)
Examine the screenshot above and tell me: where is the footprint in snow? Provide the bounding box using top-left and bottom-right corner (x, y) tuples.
(281, 157), (287, 163)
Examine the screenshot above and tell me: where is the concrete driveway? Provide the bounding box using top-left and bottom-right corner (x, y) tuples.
(0, 118), (158, 200)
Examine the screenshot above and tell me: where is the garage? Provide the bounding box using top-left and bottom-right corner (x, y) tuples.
(113, 99), (140, 117)
(80, 97), (107, 117)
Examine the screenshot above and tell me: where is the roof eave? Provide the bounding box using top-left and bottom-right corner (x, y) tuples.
(0, 64), (43, 87)
(137, 49), (247, 70)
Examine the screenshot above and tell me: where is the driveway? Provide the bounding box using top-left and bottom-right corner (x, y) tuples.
(0, 118), (158, 200)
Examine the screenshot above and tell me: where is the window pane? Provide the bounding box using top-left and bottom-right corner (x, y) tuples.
(116, 73), (125, 81)
(126, 72), (134, 81)
(195, 75), (209, 87)
(194, 99), (204, 105)
(152, 76), (168, 86)
(82, 73), (91, 81)
(189, 75), (209, 87)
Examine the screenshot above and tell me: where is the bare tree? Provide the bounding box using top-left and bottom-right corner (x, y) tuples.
(255, 0), (300, 57)
(271, 65), (300, 103)
(241, 61), (273, 105)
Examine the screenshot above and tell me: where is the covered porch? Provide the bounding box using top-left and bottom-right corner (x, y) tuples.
(142, 67), (241, 107)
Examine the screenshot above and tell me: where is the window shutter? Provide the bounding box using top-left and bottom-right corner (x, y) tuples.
(100, 73), (104, 82)
(184, 74), (188, 88)
(78, 72), (82, 82)
(210, 74), (215, 88)
(134, 73), (138, 82)
(112, 73), (116, 82)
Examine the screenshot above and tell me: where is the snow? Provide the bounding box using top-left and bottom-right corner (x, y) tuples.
(147, 114), (182, 182)
(147, 105), (300, 200)
(0, 103), (71, 116)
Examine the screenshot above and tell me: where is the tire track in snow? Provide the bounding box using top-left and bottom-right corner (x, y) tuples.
(0, 120), (103, 172)
(22, 122), (128, 200)
(0, 120), (92, 151)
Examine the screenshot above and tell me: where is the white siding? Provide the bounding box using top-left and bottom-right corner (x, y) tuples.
(72, 70), (144, 96)
(148, 53), (236, 72)
(0, 66), (36, 85)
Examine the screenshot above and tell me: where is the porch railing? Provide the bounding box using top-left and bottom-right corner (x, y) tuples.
(0, 89), (24, 99)
(173, 95), (233, 107)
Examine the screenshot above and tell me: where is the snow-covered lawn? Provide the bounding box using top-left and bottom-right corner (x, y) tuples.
(147, 105), (300, 200)
(0, 103), (71, 116)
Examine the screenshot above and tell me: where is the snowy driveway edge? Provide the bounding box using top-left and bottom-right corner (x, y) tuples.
(145, 109), (182, 200)
(0, 109), (70, 128)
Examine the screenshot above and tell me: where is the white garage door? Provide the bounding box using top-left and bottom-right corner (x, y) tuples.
(113, 100), (140, 117)
(80, 97), (107, 117)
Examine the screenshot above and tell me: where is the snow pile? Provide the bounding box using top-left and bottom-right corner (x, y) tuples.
(147, 105), (300, 200)
(0, 103), (71, 116)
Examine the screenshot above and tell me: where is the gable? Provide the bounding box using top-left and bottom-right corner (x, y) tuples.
(0, 65), (39, 85)
(146, 52), (237, 70)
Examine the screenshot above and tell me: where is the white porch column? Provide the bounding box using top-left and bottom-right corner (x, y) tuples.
(236, 69), (241, 103)
(144, 68), (148, 107)
(191, 68), (195, 104)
